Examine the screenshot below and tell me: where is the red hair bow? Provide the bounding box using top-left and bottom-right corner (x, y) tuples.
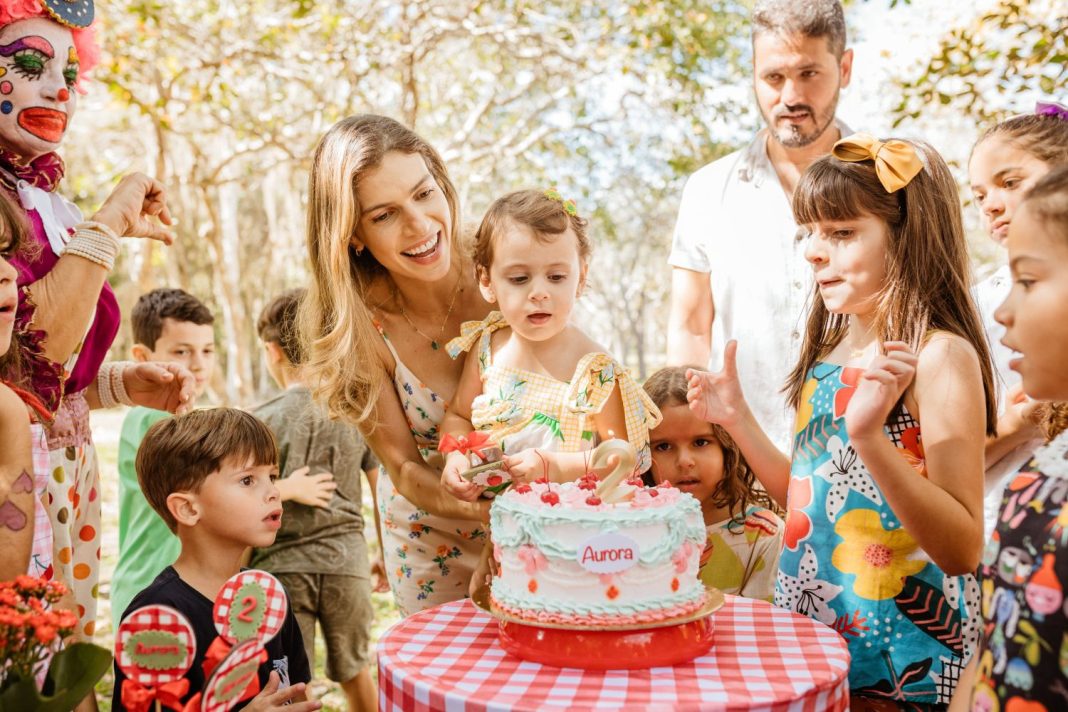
(438, 431), (493, 460)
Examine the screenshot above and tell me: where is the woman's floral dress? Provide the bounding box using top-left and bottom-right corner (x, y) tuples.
(374, 322), (487, 617)
(777, 362), (980, 706)
(445, 311), (661, 473)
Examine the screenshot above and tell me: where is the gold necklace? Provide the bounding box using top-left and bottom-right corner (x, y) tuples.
(393, 278), (462, 351)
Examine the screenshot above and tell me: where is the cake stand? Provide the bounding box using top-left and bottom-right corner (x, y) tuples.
(471, 583), (724, 670)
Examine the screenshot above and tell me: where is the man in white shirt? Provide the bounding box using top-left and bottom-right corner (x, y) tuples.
(667, 0), (854, 452)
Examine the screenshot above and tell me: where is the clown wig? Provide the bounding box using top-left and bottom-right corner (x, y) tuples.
(0, 0), (99, 82)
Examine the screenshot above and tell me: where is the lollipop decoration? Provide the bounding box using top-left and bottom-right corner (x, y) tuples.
(199, 639), (269, 712)
(592, 438), (639, 504)
(114, 605), (196, 712)
(212, 570), (287, 645)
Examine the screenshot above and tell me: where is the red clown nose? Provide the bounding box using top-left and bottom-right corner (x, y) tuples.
(57, 88), (70, 102)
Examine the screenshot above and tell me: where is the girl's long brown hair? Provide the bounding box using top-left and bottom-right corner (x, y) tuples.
(644, 366), (780, 517)
(784, 140), (997, 435)
(0, 191), (30, 381)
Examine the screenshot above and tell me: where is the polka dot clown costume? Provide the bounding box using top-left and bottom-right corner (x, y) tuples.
(0, 0), (108, 641)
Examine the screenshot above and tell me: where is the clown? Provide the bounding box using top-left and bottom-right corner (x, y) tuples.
(0, 0), (190, 651)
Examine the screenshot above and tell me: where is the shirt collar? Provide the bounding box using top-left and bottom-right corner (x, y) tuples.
(737, 119), (853, 187)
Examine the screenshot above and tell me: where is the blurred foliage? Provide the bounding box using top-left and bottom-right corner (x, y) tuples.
(892, 0), (1066, 125)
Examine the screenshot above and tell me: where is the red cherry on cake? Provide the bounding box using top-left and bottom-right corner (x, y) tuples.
(585, 495), (602, 506)
(648, 489), (659, 498)
(626, 477), (643, 487)
(578, 479), (596, 490)
(513, 483), (532, 494)
(540, 491), (560, 505)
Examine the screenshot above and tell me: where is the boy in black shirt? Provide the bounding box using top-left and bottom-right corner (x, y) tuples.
(111, 408), (319, 711)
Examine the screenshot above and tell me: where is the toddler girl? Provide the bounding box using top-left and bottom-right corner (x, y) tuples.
(441, 189), (660, 499)
(688, 135), (995, 706)
(969, 105), (1068, 538)
(644, 366), (783, 602)
(951, 166), (1068, 711)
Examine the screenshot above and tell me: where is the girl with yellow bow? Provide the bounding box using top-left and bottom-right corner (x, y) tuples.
(687, 134), (995, 706)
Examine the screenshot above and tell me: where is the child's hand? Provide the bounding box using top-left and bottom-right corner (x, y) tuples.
(280, 466), (337, 508)
(845, 341), (918, 441)
(998, 383), (1043, 441)
(371, 554), (391, 593)
(441, 451), (483, 501)
(686, 340), (749, 427)
(502, 448), (551, 484)
(243, 672), (321, 711)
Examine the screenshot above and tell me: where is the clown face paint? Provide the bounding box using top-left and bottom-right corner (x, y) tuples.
(0, 18), (78, 160)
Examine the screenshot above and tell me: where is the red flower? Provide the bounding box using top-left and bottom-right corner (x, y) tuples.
(783, 477), (814, 551)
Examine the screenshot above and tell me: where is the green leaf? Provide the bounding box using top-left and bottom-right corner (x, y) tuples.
(0, 643), (112, 712)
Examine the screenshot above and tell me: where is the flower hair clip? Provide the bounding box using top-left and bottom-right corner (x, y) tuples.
(544, 186), (579, 216)
(1036, 101), (1068, 122)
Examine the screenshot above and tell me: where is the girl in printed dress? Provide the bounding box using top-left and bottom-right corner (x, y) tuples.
(440, 189), (661, 500)
(643, 366), (784, 602)
(688, 134), (996, 708)
(950, 166), (1068, 711)
(968, 106), (1068, 539)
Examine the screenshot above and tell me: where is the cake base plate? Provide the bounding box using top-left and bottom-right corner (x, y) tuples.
(470, 584), (723, 669)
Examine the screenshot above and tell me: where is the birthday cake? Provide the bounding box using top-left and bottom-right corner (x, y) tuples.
(489, 475), (708, 626)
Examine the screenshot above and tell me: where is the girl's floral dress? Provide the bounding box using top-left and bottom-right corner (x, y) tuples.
(699, 505), (784, 602)
(374, 322), (486, 617)
(970, 429), (1068, 711)
(445, 311), (661, 473)
(777, 362), (980, 706)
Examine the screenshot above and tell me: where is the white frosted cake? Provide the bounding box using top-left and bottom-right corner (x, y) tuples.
(489, 476), (708, 626)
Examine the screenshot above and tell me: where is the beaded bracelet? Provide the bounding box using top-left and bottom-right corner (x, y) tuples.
(63, 221), (121, 270)
(95, 361), (136, 408)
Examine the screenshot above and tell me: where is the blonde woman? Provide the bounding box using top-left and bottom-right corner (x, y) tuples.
(302, 115), (492, 615)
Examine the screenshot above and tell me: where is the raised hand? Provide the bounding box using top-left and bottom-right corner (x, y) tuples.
(441, 451), (483, 501)
(282, 466), (337, 508)
(91, 173), (175, 244)
(685, 339), (749, 427)
(122, 362), (196, 415)
(844, 341), (919, 441)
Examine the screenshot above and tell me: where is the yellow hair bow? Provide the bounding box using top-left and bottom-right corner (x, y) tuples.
(831, 133), (923, 193)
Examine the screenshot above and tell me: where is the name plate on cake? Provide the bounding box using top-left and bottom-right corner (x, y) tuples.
(577, 532), (640, 573)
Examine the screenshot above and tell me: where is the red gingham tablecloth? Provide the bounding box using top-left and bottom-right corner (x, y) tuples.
(377, 595), (850, 711)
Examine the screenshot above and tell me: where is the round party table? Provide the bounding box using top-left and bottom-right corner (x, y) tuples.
(377, 595), (851, 711)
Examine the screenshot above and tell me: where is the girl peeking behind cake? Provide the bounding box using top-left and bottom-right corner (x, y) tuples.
(643, 366), (784, 603)
(439, 189), (661, 500)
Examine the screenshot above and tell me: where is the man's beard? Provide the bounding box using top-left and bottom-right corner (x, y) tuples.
(765, 88), (840, 148)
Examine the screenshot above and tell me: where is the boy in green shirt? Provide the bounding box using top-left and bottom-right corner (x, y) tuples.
(111, 288), (217, 629)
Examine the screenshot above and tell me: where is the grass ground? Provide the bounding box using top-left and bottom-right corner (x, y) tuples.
(88, 408), (402, 711)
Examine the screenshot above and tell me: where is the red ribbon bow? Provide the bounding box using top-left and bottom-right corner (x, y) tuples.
(438, 431), (493, 460)
(201, 636), (232, 680)
(121, 678), (191, 712)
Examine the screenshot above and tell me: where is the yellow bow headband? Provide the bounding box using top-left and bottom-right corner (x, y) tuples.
(831, 133), (924, 193)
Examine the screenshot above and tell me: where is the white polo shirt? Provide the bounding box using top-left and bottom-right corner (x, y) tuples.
(669, 128), (831, 453)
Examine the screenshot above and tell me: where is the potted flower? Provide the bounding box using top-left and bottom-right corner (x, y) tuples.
(0, 576), (111, 711)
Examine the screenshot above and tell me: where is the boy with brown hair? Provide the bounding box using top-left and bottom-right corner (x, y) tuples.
(251, 288), (379, 712)
(111, 408), (318, 712)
